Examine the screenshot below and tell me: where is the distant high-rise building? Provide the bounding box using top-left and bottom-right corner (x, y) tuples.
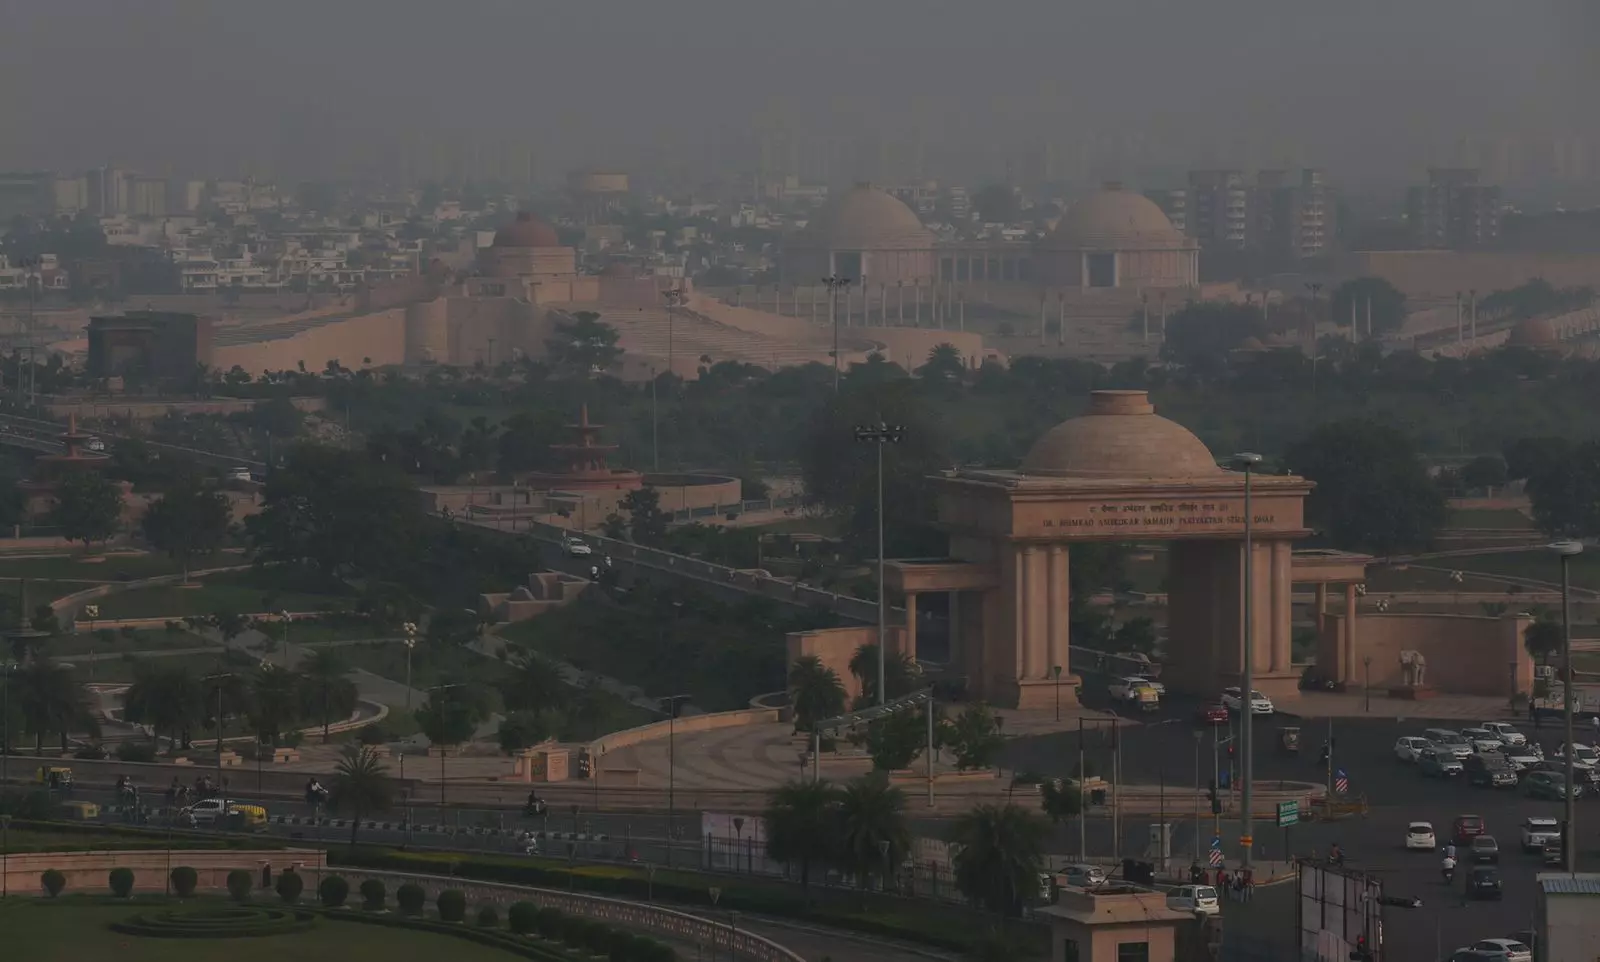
(1405, 168), (1501, 249)
(53, 175), (88, 214)
(1254, 168), (1335, 260)
(1145, 188), (1187, 235)
(1186, 169), (1248, 250)
(0, 171), (56, 220)
(129, 177), (168, 217)
(86, 167), (132, 216)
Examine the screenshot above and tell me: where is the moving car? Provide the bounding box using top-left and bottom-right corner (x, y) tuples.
(1522, 818), (1561, 854)
(84, 436), (106, 452)
(1419, 747), (1464, 778)
(1464, 752), (1517, 788)
(1165, 884), (1220, 916)
(561, 536), (593, 557)
(1453, 814), (1487, 843)
(1461, 727), (1505, 753)
(1394, 736), (1432, 763)
(1061, 864), (1108, 888)
(1470, 835), (1500, 864)
(1108, 676), (1150, 700)
(1466, 866), (1503, 900)
(227, 465), (253, 482)
(1425, 728), (1474, 761)
(1404, 821), (1436, 851)
(1195, 703), (1229, 725)
(1523, 771), (1580, 801)
(1129, 675), (1165, 696)
(1466, 938), (1532, 962)
(181, 798), (240, 826)
(1480, 722), (1527, 747)
(1220, 687), (1274, 715)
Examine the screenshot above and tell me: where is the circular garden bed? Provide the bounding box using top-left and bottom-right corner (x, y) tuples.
(109, 905), (317, 939)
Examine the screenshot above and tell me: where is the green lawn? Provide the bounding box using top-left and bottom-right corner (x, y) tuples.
(0, 552), (196, 582)
(94, 569), (356, 620)
(71, 651), (243, 685)
(1, 900), (526, 962)
(43, 628), (213, 657)
(1444, 508), (1538, 530)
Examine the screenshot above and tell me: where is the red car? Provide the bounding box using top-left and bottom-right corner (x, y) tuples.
(1454, 814), (1486, 843)
(1196, 703), (1229, 725)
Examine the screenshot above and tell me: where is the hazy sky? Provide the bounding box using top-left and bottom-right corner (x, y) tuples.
(1, 0), (1595, 187)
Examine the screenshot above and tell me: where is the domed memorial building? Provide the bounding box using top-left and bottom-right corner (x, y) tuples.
(1035, 183), (1198, 290)
(782, 183), (938, 286)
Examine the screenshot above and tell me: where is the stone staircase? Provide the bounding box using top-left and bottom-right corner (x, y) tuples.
(587, 306), (852, 369)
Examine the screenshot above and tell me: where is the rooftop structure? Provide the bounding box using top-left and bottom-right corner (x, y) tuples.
(1019, 390), (1225, 481)
(522, 405), (643, 493)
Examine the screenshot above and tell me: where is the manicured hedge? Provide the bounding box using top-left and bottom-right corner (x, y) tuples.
(359, 878), (386, 911)
(170, 866), (198, 897)
(316, 909), (573, 961)
(40, 869), (66, 897)
(318, 874), (349, 908)
(276, 869), (304, 904)
(475, 904), (499, 928)
(109, 867), (136, 898)
(436, 888), (466, 923)
(226, 870), (253, 902)
(396, 882), (426, 916)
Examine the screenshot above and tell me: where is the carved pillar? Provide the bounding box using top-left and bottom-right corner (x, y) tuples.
(1047, 544), (1069, 674)
(903, 591), (918, 662)
(1315, 583), (1328, 634)
(1343, 582), (1358, 684)
(949, 590), (961, 665)
(1271, 540), (1291, 673)
(1016, 545), (1035, 680)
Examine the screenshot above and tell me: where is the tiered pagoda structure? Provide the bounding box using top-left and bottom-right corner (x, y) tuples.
(523, 405), (643, 492)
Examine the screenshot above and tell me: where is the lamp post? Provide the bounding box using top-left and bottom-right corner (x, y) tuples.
(1232, 451), (1263, 870)
(1552, 539), (1583, 871)
(280, 610), (293, 669)
(1, 660), (12, 792)
(855, 419), (906, 706)
(204, 669), (237, 790)
(661, 693), (693, 868)
(401, 622), (418, 709)
(1363, 656), (1372, 713)
(662, 287), (685, 379)
(1052, 665), (1063, 722)
(823, 275), (852, 391)
(426, 683), (465, 809)
(650, 366), (660, 472)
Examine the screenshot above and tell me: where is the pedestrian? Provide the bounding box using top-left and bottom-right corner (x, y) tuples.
(1591, 714), (1599, 739)
(1232, 873), (1245, 902)
(1216, 868), (1229, 894)
(1242, 866), (1255, 901)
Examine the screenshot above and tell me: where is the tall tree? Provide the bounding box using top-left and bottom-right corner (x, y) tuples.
(949, 803), (1050, 917)
(848, 644), (917, 707)
(49, 471), (122, 549)
(787, 655), (846, 733)
(14, 660), (94, 754)
(1329, 277), (1406, 335)
(1283, 419), (1447, 555)
(331, 744), (394, 848)
(415, 683), (491, 748)
(141, 475), (232, 582)
(1526, 440), (1600, 538)
(833, 774), (910, 890)
(545, 312), (623, 375)
(249, 664), (300, 744)
(763, 779), (838, 899)
(297, 650), (358, 742)
(499, 650), (570, 713)
(122, 664), (204, 752)
(619, 486), (669, 545)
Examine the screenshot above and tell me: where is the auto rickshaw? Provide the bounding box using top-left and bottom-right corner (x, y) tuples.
(1134, 684), (1160, 713)
(226, 804), (269, 831)
(1279, 727), (1301, 755)
(35, 766), (73, 792)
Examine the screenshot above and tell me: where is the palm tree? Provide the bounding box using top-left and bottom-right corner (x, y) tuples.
(14, 661), (95, 754)
(331, 744), (394, 848)
(297, 651), (357, 742)
(123, 664), (204, 753)
(949, 803), (1050, 917)
(763, 779), (837, 900)
(788, 656), (845, 733)
(847, 644), (916, 707)
(834, 774), (910, 890)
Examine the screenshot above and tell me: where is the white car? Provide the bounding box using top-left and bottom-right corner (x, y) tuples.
(1461, 728), (1504, 753)
(85, 436), (106, 452)
(1481, 722), (1527, 747)
(1061, 864), (1107, 888)
(1394, 736), (1432, 763)
(1166, 884), (1220, 916)
(1503, 745), (1543, 772)
(1521, 817), (1561, 853)
(1109, 676), (1164, 700)
(1404, 821), (1437, 851)
(562, 536), (593, 558)
(1467, 938), (1532, 962)
(1423, 728), (1473, 761)
(1558, 742), (1600, 766)
(227, 465), (253, 482)
(1221, 687), (1274, 715)
(181, 798), (238, 826)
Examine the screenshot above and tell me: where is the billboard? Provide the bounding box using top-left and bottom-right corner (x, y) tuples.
(1297, 861), (1383, 962)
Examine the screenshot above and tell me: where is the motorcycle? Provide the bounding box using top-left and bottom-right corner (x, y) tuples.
(1441, 857), (1456, 884)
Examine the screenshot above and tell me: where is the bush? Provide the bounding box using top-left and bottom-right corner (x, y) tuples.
(282, 730), (305, 749)
(358, 723), (389, 746)
(319, 874), (349, 908)
(40, 869), (67, 897)
(560, 916), (591, 948)
(534, 906), (563, 939)
(585, 920), (613, 955)
(74, 743), (108, 760)
(115, 741), (156, 763)
(109, 867), (135, 898)
(170, 866), (198, 897)
(360, 878), (386, 911)
(276, 869), (304, 904)
(226, 869), (253, 902)
(396, 882), (426, 916)
(475, 904), (499, 928)
(608, 931), (639, 962)
(507, 901), (538, 934)
(436, 888), (466, 923)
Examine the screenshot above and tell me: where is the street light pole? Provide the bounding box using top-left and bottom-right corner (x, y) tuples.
(1553, 539), (1583, 871)
(823, 275), (851, 392)
(1233, 451), (1263, 870)
(402, 622), (418, 710)
(661, 694), (692, 868)
(855, 419), (905, 706)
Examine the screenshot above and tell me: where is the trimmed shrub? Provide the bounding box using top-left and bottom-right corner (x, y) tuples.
(608, 931), (639, 962)
(115, 741), (156, 763)
(584, 919), (613, 955)
(170, 866), (198, 897)
(109, 867), (136, 898)
(534, 906), (564, 939)
(395, 882), (426, 916)
(275, 869), (304, 904)
(359, 878), (386, 911)
(40, 869), (67, 897)
(475, 904), (499, 928)
(560, 915), (591, 948)
(318, 874), (349, 908)
(226, 869), (253, 902)
(507, 901), (538, 934)
(436, 889), (466, 923)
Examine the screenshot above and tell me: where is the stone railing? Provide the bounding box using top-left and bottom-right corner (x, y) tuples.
(332, 867), (805, 962)
(512, 519), (887, 624)
(587, 707), (780, 757)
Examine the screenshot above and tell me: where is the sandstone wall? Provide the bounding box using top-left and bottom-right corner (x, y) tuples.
(211, 308), (406, 373)
(1342, 250), (1600, 298)
(1318, 611), (1532, 696)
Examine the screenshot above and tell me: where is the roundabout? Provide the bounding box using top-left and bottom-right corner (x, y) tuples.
(109, 904), (317, 939)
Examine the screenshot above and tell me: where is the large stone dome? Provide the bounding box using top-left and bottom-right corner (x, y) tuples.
(493, 212), (561, 248)
(1020, 390), (1225, 479)
(805, 184), (933, 250)
(1045, 184), (1189, 251)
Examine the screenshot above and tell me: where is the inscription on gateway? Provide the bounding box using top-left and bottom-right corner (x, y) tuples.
(1043, 500), (1276, 531)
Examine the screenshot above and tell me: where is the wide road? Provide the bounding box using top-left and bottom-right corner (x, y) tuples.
(1007, 695), (1590, 959)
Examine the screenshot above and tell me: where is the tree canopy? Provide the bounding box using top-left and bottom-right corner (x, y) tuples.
(140, 474), (232, 579)
(1330, 277), (1406, 335)
(50, 471), (122, 548)
(1283, 419), (1446, 555)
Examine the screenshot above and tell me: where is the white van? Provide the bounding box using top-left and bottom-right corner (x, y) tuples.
(1167, 884), (1220, 915)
